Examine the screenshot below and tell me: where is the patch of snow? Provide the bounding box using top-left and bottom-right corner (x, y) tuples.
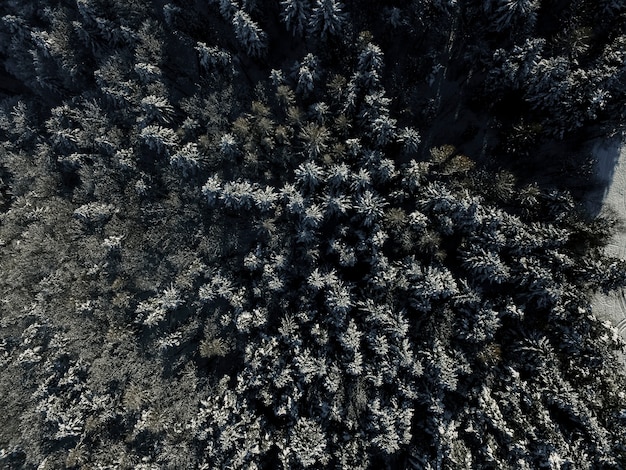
(589, 136), (626, 366)
(585, 137), (622, 216)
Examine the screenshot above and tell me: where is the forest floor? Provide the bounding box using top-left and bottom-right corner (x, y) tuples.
(588, 135), (626, 366)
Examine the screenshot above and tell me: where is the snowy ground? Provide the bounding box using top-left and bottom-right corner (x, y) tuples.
(588, 136), (626, 365)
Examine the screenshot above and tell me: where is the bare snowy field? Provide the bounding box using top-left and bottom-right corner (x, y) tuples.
(589, 136), (626, 364)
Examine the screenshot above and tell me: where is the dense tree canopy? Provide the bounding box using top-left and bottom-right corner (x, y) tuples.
(0, 0), (625, 468)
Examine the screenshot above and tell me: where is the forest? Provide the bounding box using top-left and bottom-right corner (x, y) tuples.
(0, 0), (626, 468)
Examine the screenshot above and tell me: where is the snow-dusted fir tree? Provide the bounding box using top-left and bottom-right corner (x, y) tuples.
(280, 0), (312, 36)
(195, 42), (232, 74)
(292, 53), (320, 97)
(493, 0), (540, 32)
(232, 10), (267, 57)
(139, 124), (178, 153)
(309, 0), (347, 39)
(218, 0), (239, 20)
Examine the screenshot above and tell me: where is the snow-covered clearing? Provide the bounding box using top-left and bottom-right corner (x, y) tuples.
(588, 136), (626, 365)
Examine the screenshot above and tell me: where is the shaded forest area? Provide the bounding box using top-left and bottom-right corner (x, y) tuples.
(1, 0), (626, 468)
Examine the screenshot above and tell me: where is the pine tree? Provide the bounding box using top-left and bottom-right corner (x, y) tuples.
(139, 125), (178, 153)
(355, 189), (387, 227)
(282, 417), (329, 468)
(310, 0), (347, 39)
(298, 122), (329, 158)
(232, 10), (267, 58)
(218, 0), (239, 20)
(196, 42), (232, 73)
(493, 0), (539, 32)
(281, 0), (312, 36)
(170, 142), (200, 176)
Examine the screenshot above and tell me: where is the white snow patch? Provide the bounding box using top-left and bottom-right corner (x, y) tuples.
(589, 136), (626, 365)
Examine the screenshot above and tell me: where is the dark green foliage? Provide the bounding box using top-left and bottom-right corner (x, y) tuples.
(0, 0), (625, 469)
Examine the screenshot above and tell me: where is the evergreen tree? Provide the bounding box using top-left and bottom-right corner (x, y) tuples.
(309, 0), (346, 39)
(280, 0), (312, 37)
(232, 10), (267, 58)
